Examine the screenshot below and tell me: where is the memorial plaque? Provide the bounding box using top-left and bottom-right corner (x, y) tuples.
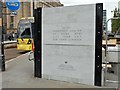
(34, 4), (102, 86)
(42, 4), (103, 86)
(43, 5), (95, 85)
(43, 5), (95, 46)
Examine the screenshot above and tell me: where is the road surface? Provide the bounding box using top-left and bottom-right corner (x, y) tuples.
(4, 48), (28, 61)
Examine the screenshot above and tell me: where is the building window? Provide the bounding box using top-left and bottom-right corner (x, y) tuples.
(9, 16), (14, 29)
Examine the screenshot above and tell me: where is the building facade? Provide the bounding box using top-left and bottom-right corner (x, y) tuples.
(2, 0), (63, 34)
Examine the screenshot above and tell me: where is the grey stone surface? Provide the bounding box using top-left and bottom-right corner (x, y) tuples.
(43, 4), (96, 85)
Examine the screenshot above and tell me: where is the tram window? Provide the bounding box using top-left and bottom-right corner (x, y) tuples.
(21, 28), (31, 38)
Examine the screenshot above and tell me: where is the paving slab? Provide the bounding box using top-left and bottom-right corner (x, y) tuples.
(1, 53), (116, 89)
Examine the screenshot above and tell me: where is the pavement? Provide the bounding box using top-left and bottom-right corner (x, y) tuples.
(2, 53), (98, 88)
(0, 53), (116, 90)
(0, 53), (117, 89)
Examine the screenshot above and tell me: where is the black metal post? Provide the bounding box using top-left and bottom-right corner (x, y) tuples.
(0, 1), (5, 71)
(94, 3), (103, 86)
(33, 0), (34, 10)
(34, 8), (42, 78)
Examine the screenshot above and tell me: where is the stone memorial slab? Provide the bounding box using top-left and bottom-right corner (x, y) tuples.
(42, 4), (103, 86)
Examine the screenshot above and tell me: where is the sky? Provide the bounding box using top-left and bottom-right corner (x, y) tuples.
(60, 0), (120, 31)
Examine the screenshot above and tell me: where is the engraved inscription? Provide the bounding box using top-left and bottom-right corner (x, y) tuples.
(58, 64), (75, 71)
(53, 29), (82, 41)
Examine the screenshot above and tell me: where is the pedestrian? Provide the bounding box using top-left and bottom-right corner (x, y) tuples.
(8, 33), (12, 41)
(12, 32), (15, 40)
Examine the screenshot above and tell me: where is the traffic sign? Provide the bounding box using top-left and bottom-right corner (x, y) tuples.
(6, 0), (20, 11)
(10, 11), (17, 16)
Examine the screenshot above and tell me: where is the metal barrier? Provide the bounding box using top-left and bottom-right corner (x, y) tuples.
(28, 51), (34, 61)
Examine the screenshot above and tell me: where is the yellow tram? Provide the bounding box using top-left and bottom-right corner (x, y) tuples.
(17, 17), (34, 51)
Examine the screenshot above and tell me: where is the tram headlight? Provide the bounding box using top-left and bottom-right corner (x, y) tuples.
(27, 39), (32, 44)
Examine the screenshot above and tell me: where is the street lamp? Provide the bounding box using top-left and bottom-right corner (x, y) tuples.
(104, 17), (120, 86)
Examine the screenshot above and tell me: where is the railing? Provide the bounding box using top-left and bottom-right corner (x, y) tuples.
(3, 40), (17, 44)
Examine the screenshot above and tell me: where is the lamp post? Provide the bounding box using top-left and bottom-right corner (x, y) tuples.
(104, 17), (120, 86)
